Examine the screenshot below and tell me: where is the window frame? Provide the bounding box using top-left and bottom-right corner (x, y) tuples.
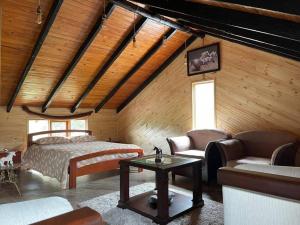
(28, 119), (88, 136)
(192, 80), (216, 129)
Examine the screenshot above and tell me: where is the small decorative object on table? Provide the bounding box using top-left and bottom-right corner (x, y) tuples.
(149, 147), (173, 208)
(154, 146), (163, 163)
(0, 152), (16, 167)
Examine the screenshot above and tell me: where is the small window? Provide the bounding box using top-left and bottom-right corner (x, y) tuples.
(192, 80), (215, 129)
(70, 120), (87, 136)
(28, 119), (88, 137)
(28, 120), (49, 140)
(51, 121), (68, 137)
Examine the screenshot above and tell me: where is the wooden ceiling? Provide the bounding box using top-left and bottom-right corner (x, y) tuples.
(2, 0), (299, 113)
(1, 0), (191, 112)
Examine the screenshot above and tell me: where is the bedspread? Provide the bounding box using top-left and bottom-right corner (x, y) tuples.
(22, 141), (142, 188)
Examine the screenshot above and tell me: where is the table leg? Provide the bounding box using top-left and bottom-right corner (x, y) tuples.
(193, 161), (204, 207)
(156, 170), (169, 224)
(118, 162), (129, 208)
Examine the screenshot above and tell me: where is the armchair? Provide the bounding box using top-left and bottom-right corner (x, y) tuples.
(167, 129), (231, 182)
(218, 164), (300, 225)
(216, 130), (298, 167)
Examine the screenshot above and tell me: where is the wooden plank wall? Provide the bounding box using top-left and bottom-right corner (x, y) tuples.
(0, 106), (119, 151)
(118, 35), (300, 165)
(0, 3), (2, 102)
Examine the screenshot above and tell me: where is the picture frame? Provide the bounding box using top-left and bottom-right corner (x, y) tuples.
(187, 43), (220, 76)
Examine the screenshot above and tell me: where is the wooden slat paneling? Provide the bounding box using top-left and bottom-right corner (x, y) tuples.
(117, 35), (300, 166)
(0, 106), (118, 151)
(50, 7), (141, 108)
(15, 0), (105, 107)
(106, 31), (189, 109)
(1, 0), (53, 105)
(81, 20), (167, 108)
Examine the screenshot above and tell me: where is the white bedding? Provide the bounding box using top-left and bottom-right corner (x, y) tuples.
(22, 141), (142, 188)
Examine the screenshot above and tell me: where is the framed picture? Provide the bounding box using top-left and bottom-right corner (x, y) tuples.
(187, 43), (220, 76)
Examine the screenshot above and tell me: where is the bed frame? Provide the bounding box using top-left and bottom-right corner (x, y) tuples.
(27, 130), (144, 189)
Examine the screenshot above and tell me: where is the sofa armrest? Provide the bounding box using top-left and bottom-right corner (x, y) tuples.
(166, 136), (192, 154)
(215, 139), (245, 166)
(31, 207), (103, 225)
(271, 142), (298, 166)
(218, 167), (300, 201)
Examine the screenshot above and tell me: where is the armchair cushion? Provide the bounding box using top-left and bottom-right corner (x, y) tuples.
(227, 157), (270, 167)
(166, 136), (192, 154)
(175, 150), (205, 159)
(217, 139), (245, 164)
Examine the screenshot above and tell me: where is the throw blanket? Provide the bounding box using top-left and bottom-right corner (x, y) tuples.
(23, 141), (141, 188)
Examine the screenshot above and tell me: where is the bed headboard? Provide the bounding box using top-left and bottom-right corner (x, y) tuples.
(27, 130), (92, 147)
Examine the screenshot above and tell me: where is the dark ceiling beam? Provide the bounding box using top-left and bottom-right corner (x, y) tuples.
(128, 0), (300, 61)
(111, 0), (205, 38)
(117, 35), (197, 113)
(151, 7), (300, 61)
(129, 0), (300, 41)
(186, 0), (300, 23)
(70, 17), (148, 113)
(6, 0), (64, 112)
(95, 28), (177, 112)
(182, 21), (300, 61)
(187, 0), (300, 16)
(41, 2), (115, 113)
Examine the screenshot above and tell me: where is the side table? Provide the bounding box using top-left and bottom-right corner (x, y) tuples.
(0, 164), (21, 196)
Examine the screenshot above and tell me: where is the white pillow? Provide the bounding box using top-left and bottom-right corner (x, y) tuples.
(34, 136), (71, 145)
(70, 135), (96, 143)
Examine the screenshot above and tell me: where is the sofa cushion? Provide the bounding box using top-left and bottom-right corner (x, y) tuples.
(175, 150), (205, 159)
(235, 164), (300, 178)
(227, 157), (270, 167)
(0, 197), (73, 225)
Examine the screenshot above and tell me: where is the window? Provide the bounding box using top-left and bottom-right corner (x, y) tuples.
(28, 120), (50, 140)
(28, 119), (88, 138)
(192, 80), (215, 129)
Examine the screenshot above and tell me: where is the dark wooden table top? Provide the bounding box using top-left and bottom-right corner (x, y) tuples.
(120, 154), (202, 172)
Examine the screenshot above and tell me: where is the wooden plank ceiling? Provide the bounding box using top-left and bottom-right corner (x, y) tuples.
(1, 0), (190, 112)
(3, 0), (298, 113)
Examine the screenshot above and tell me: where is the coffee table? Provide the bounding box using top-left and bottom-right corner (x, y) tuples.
(118, 154), (203, 225)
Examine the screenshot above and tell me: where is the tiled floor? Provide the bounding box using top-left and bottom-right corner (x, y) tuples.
(0, 169), (222, 207)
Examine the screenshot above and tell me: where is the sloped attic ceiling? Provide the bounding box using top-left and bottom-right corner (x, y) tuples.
(1, 0), (193, 112)
(2, 0), (300, 113)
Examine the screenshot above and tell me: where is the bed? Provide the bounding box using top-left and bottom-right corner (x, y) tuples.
(23, 130), (143, 189)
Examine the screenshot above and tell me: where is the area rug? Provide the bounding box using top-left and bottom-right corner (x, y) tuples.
(79, 183), (223, 225)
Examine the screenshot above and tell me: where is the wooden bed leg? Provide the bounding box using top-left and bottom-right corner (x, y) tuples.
(137, 151), (144, 173)
(69, 160), (77, 189)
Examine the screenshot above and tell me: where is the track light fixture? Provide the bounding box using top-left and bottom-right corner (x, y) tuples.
(36, 0), (43, 25)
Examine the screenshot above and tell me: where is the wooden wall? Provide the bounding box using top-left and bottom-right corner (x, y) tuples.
(118, 36), (300, 165)
(0, 106), (119, 151)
